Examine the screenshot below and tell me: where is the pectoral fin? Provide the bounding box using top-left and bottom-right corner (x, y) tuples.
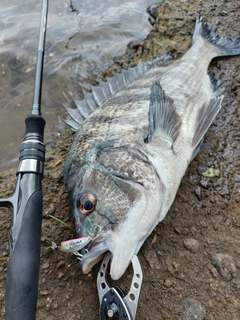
(146, 81), (181, 146)
(192, 96), (224, 149)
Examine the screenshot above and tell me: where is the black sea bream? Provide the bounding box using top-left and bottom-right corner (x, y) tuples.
(64, 15), (240, 280)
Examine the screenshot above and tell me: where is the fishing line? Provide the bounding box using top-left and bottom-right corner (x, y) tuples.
(0, 0), (15, 45)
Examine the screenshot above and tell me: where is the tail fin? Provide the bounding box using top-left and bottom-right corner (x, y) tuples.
(192, 15), (240, 57)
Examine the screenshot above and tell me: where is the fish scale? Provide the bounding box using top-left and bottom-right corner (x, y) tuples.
(64, 15), (240, 280)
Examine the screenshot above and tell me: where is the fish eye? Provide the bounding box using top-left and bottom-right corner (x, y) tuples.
(77, 194), (96, 215)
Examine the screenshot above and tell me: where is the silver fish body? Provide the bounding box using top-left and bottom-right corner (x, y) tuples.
(64, 15), (240, 280)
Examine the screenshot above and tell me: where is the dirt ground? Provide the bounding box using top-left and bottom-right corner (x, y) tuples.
(1, 0), (240, 319)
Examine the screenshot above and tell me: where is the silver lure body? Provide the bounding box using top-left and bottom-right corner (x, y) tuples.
(64, 16), (240, 280)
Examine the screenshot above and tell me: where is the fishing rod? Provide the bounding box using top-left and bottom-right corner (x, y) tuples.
(0, 0), (48, 319)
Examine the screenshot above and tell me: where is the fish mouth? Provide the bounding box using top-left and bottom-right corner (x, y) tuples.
(79, 228), (114, 274)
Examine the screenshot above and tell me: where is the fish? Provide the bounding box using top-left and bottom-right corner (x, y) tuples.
(64, 15), (240, 280)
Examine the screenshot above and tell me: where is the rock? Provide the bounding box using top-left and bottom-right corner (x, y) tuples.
(58, 282), (66, 288)
(58, 272), (64, 279)
(197, 166), (207, 176)
(194, 186), (202, 201)
(142, 239), (161, 270)
(163, 279), (172, 288)
(236, 260), (240, 269)
(142, 248), (161, 270)
(199, 178), (209, 189)
(211, 253), (237, 280)
(176, 272), (185, 280)
(0, 242), (9, 251)
(42, 263), (50, 270)
(183, 239), (200, 253)
(207, 314), (216, 320)
(56, 260), (65, 269)
(182, 298), (206, 320)
(147, 2), (162, 20)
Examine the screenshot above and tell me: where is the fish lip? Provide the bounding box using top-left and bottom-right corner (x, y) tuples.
(79, 239), (110, 275)
(79, 228), (113, 267)
(81, 232), (110, 257)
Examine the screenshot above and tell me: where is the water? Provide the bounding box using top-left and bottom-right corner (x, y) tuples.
(0, 0), (157, 172)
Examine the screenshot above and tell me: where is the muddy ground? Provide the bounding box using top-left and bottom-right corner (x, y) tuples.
(1, 0), (240, 319)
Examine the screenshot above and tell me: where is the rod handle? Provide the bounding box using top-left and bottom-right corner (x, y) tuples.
(5, 188), (43, 320)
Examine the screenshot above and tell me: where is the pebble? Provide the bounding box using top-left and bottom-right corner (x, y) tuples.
(142, 247), (161, 270)
(42, 263), (50, 270)
(211, 253), (237, 280)
(176, 272), (185, 280)
(58, 282), (66, 287)
(57, 260), (65, 269)
(0, 242), (9, 251)
(0, 293), (4, 302)
(199, 178), (209, 189)
(53, 173), (63, 182)
(236, 260), (240, 269)
(163, 279), (172, 288)
(197, 166), (206, 176)
(182, 298), (206, 320)
(147, 2), (161, 20)
(183, 238), (200, 253)
(210, 267), (218, 278)
(207, 314), (216, 320)
(46, 303), (51, 311)
(194, 186), (202, 201)
(40, 290), (48, 296)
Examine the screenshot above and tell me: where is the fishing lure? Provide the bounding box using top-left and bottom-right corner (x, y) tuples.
(60, 236), (91, 253)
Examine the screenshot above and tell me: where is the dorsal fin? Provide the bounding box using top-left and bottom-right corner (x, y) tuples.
(192, 96), (224, 148)
(63, 53), (172, 131)
(60, 117), (79, 132)
(73, 98), (92, 119)
(63, 104), (84, 124)
(82, 88), (98, 111)
(145, 81), (181, 146)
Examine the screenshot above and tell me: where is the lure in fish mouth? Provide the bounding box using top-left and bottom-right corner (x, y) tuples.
(64, 15), (240, 280)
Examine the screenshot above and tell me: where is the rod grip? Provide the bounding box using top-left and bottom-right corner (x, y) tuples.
(5, 189), (43, 320)
(25, 115), (46, 139)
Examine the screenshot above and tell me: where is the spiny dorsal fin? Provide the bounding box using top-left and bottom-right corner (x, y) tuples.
(63, 53), (172, 131)
(146, 81), (181, 146)
(82, 88), (98, 111)
(192, 96), (224, 148)
(60, 117), (79, 132)
(73, 98), (92, 119)
(63, 104), (84, 124)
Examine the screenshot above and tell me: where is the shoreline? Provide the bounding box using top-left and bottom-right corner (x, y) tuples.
(1, 1), (240, 319)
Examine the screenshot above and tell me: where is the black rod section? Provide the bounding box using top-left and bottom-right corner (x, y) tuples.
(32, 0), (48, 116)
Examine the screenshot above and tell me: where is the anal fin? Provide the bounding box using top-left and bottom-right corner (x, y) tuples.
(190, 139), (203, 162)
(192, 96), (224, 148)
(146, 81), (181, 146)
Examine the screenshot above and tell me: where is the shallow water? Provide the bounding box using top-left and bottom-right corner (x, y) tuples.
(0, 0), (157, 172)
